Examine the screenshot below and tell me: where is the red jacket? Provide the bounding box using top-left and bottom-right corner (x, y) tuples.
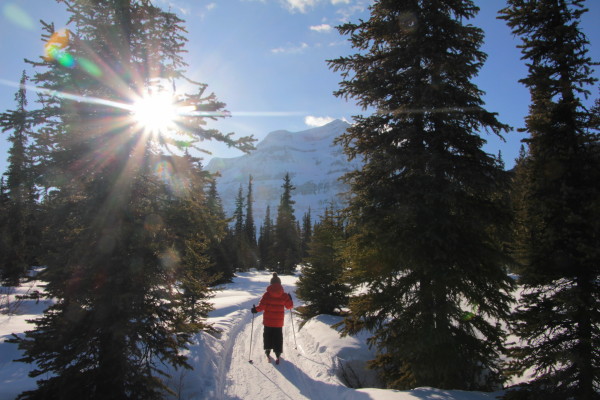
(255, 283), (293, 328)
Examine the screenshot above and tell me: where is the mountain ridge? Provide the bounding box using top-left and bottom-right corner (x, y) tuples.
(206, 119), (359, 225)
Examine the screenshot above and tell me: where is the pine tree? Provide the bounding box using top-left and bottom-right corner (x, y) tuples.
(205, 179), (234, 283)
(0, 178), (8, 279)
(500, 1), (599, 398)
(231, 184), (247, 270)
(244, 176), (256, 246)
(163, 154), (216, 325)
(258, 205), (274, 270)
(6, 1), (253, 398)
(328, 0), (514, 390)
(296, 207), (349, 321)
(300, 207), (312, 258)
(0, 71), (39, 286)
(272, 173), (301, 275)
(243, 175), (258, 269)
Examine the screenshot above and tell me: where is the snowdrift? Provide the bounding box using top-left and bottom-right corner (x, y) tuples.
(1, 270), (505, 400)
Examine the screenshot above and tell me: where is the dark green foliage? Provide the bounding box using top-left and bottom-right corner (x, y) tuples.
(228, 177), (258, 271)
(0, 72), (39, 286)
(162, 154), (217, 325)
(329, 0), (514, 390)
(244, 176), (257, 249)
(271, 173), (301, 274)
(500, 1), (600, 398)
(258, 205), (274, 270)
(205, 179), (235, 283)
(300, 207), (312, 258)
(296, 207), (349, 321)
(5, 1), (253, 398)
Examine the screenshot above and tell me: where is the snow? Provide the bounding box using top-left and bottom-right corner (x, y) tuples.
(1, 270), (505, 400)
(206, 120), (362, 225)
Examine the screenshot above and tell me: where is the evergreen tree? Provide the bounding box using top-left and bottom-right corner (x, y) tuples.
(272, 173), (301, 275)
(205, 179), (234, 283)
(300, 207), (312, 259)
(0, 72), (39, 286)
(296, 207), (349, 321)
(244, 175), (256, 247)
(231, 184), (247, 270)
(163, 153), (216, 325)
(328, 0), (514, 390)
(5, 1), (253, 398)
(243, 175), (258, 269)
(0, 178), (8, 279)
(258, 205), (274, 270)
(500, 1), (599, 398)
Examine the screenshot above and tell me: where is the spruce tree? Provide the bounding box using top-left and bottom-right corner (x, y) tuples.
(205, 179), (234, 283)
(272, 173), (301, 275)
(296, 207), (349, 321)
(243, 175), (258, 269)
(163, 154), (216, 325)
(0, 178), (8, 280)
(300, 207), (312, 258)
(0, 72), (39, 286)
(258, 205), (274, 270)
(244, 176), (257, 247)
(500, 1), (599, 398)
(6, 1), (253, 398)
(329, 0), (514, 390)
(231, 184), (247, 270)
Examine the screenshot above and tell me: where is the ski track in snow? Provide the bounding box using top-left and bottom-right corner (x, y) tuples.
(210, 274), (352, 400)
(221, 310), (349, 400)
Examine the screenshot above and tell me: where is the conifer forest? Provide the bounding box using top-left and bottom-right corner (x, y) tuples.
(0, 0), (598, 399)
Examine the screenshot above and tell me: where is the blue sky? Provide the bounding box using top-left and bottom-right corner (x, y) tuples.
(0, 0), (598, 173)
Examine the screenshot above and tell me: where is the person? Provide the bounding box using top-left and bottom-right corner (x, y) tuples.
(251, 273), (293, 364)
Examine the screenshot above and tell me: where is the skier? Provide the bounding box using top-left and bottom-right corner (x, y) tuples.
(251, 273), (294, 364)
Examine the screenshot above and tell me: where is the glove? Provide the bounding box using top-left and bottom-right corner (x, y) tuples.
(251, 305), (257, 314)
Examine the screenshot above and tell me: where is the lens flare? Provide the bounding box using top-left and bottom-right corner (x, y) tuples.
(154, 161), (189, 197)
(78, 57), (103, 77)
(461, 303), (480, 322)
(3, 3), (34, 30)
(44, 29), (70, 60)
(43, 29), (103, 76)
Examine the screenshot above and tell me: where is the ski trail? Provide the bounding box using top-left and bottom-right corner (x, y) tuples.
(221, 306), (352, 400)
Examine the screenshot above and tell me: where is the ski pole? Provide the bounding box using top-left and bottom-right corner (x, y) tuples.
(249, 306), (255, 364)
(289, 307), (297, 350)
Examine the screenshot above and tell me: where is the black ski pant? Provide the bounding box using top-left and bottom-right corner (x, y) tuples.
(263, 326), (283, 355)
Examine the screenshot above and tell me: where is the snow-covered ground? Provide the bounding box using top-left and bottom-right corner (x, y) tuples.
(1, 270), (505, 400)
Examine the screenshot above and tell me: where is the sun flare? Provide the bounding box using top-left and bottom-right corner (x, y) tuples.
(131, 91), (179, 135)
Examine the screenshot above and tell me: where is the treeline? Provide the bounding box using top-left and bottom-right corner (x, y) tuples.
(0, 0), (598, 400)
(221, 172), (314, 276)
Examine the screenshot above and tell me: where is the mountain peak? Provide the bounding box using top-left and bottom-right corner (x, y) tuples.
(206, 120), (359, 224)
(256, 119), (350, 151)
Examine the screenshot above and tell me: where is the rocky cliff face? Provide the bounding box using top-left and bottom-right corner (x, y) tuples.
(206, 119), (360, 225)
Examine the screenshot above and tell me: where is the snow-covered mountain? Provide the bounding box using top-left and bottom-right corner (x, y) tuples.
(206, 119), (360, 224)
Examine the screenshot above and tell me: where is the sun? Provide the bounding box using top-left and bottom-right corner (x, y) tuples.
(131, 91), (179, 136)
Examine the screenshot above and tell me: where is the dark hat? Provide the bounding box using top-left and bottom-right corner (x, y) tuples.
(270, 272), (281, 285)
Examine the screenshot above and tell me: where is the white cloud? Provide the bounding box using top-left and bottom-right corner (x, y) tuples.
(305, 116), (336, 127)
(310, 23), (333, 33)
(284, 0), (318, 13)
(206, 3), (217, 11)
(331, 0), (351, 4)
(271, 42), (309, 54)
